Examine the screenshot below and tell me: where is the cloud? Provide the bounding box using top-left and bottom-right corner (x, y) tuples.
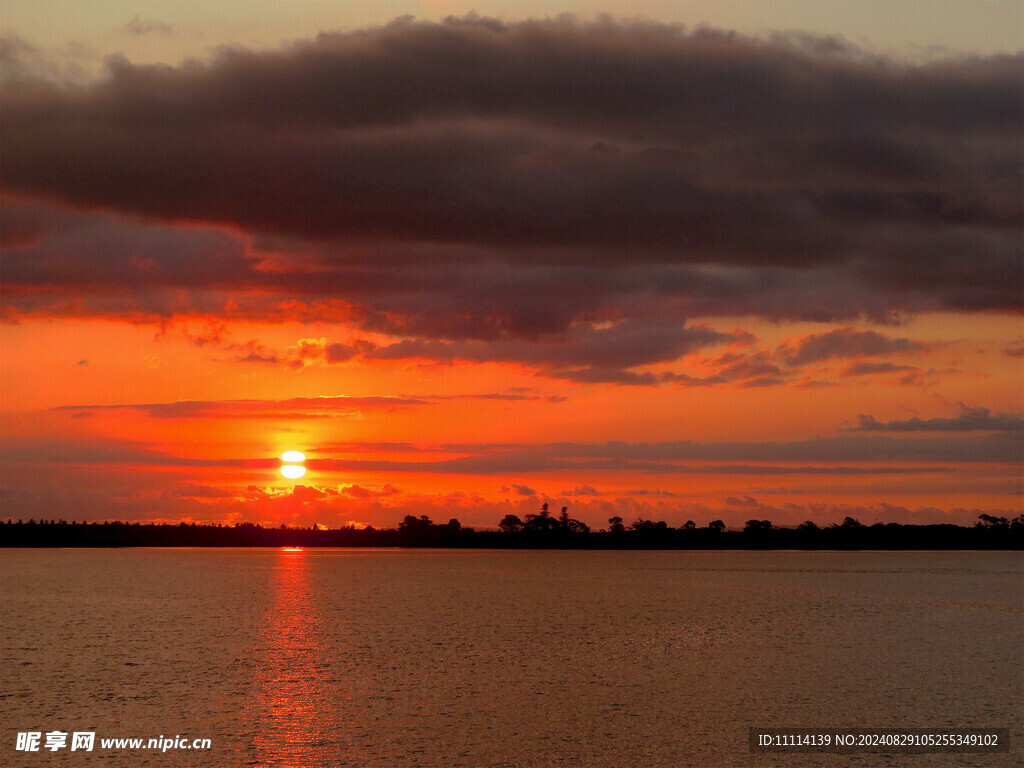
(842, 361), (918, 376)
(311, 318), (742, 384)
(561, 485), (602, 496)
(502, 483), (538, 497)
(230, 340), (278, 364)
(51, 395), (430, 419)
(782, 327), (929, 366)
(342, 483), (400, 499)
(11, 431), (1020, 480)
(725, 495), (760, 507)
(854, 405), (1024, 432)
(1004, 339), (1024, 357)
(326, 339), (378, 362)
(49, 390), (568, 421)
(363, 319), (738, 369)
(1, 16), (1019, 336)
(123, 16), (173, 36)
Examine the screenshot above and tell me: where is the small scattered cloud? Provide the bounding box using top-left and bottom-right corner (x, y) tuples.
(854, 405), (1024, 433)
(561, 485), (602, 496)
(1003, 339), (1024, 357)
(502, 483), (537, 497)
(782, 328), (929, 366)
(725, 495), (760, 507)
(123, 16), (173, 36)
(342, 483), (400, 499)
(842, 361), (917, 376)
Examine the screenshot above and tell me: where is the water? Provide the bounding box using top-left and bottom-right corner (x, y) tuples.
(2, 548), (1021, 767)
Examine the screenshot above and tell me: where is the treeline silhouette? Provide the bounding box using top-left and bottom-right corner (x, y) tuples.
(2, 504), (1022, 549)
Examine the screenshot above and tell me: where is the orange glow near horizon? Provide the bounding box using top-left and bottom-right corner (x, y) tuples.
(1, 310), (1021, 529)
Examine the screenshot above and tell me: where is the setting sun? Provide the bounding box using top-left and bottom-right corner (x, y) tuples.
(280, 450), (306, 479)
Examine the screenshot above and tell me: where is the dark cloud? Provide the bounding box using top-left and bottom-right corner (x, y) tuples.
(52, 395), (430, 419)
(842, 361), (917, 376)
(317, 319), (742, 383)
(855, 405), (1024, 432)
(325, 339), (378, 362)
(342, 483), (399, 499)
(502, 484), (537, 497)
(363, 319), (738, 369)
(0, 16), (1020, 335)
(782, 327), (929, 366)
(48, 390), (568, 420)
(725, 495), (760, 507)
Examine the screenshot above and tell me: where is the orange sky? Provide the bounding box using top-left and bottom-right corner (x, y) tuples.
(1, 4), (1021, 529)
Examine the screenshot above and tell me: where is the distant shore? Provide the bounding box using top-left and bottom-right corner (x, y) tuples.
(2, 518), (1021, 550)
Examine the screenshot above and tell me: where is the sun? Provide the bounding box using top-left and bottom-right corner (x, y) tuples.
(280, 451), (306, 479)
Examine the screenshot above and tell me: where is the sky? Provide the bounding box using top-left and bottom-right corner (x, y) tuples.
(1, 1), (1022, 530)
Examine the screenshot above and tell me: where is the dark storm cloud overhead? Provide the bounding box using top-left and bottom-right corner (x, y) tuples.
(855, 406), (1024, 433)
(1, 16), (1021, 328)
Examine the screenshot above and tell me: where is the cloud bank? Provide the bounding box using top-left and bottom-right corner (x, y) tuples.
(2, 16), (1020, 345)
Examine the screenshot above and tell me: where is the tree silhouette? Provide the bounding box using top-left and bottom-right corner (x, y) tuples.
(608, 516), (625, 534)
(498, 514), (524, 533)
(524, 503), (557, 533)
(708, 519), (726, 533)
(978, 513), (1010, 528)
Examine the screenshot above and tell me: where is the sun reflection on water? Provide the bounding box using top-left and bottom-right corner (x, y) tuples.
(252, 548), (345, 766)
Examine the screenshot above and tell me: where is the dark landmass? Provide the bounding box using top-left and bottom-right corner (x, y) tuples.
(2, 507), (1022, 549)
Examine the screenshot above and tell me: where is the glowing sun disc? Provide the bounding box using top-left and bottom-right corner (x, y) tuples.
(280, 465), (306, 479)
(281, 450), (305, 463)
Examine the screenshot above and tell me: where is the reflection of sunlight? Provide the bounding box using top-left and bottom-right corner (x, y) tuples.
(253, 549), (343, 766)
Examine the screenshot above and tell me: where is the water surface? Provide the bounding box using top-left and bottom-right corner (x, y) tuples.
(2, 549), (1021, 766)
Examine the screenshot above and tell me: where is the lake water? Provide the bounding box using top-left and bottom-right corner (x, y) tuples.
(1, 548), (1021, 767)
